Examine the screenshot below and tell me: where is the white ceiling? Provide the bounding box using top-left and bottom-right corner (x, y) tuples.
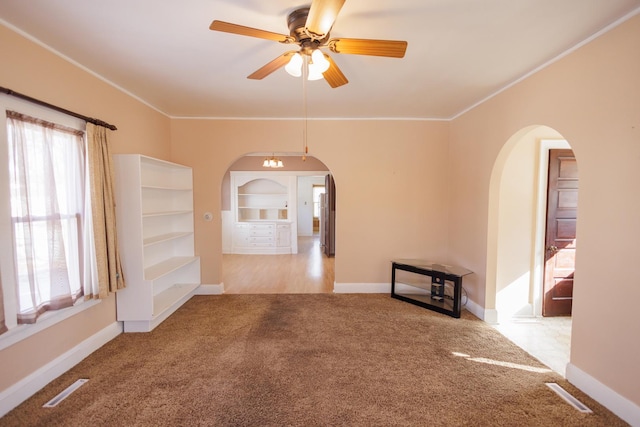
(1, 0), (639, 119)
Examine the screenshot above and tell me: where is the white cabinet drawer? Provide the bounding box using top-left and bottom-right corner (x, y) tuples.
(250, 236), (274, 244)
(250, 242), (273, 248)
(250, 223), (275, 230)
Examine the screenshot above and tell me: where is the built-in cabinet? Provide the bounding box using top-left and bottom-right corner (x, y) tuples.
(230, 172), (297, 254)
(113, 154), (200, 332)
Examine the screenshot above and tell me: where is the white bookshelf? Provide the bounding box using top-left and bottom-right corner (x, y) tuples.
(113, 154), (200, 332)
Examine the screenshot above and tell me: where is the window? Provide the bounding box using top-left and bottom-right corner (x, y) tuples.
(312, 185), (325, 219)
(7, 112), (89, 323)
(0, 96), (96, 333)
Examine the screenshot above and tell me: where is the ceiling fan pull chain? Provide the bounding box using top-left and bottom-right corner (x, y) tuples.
(302, 54), (309, 161)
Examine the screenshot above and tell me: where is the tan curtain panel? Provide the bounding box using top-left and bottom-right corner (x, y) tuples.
(86, 123), (125, 297)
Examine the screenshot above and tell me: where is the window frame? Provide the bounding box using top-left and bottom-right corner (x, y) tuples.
(0, 94), (99, 346)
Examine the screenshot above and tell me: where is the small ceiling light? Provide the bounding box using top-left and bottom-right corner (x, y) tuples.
(285, 53), (303, 77)
(263, 154), (284, 168)
(311, 49), (330, 73)
(307, 64), (324, 81)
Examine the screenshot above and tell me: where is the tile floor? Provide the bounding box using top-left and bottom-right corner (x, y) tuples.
(492, 316), (572, 376)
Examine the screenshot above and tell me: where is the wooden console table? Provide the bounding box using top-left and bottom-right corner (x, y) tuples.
(391, 260), (473, 318)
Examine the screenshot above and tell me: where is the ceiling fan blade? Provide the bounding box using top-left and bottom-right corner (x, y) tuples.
(322, 54), (348, 88)
(328, 38), (408, 58)
(210, 20), (291, 43)
(305, 0), (346, 38)
(247, 51), (297, 80)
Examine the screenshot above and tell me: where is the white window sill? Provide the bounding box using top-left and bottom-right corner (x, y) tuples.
(0, 299), (101, 351)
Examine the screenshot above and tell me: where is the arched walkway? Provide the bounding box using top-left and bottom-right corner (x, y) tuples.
(219, 154), (335, 293)
(486, 125), (576, 376)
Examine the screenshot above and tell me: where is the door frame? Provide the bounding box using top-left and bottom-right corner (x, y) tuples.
(532, 139), (571, 317)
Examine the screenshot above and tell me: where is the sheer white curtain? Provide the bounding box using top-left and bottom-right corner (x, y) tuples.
(7, 111), (93, 323)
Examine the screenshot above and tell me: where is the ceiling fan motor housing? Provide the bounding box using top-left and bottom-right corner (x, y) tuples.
(287, 7), (329, 51)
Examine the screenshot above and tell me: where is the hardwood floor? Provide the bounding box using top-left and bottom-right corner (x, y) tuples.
(222, 235), (335, 294)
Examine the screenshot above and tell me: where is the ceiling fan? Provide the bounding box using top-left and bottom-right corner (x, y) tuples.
(209, 0), (408, 88)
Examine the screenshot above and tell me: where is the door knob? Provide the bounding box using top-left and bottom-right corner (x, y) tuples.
(546, 245), (558, 253)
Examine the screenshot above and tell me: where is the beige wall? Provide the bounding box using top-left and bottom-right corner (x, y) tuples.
(170, 119), (451, 286)
(0, 24), (171, 392)
(449, 14), (640, 406)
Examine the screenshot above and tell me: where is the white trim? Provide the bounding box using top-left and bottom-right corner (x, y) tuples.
(463, 297), (487, 321)
(566, 363), (640, 427)
(333, 282), (389, 293)
(0, 321), (122, 418)
(194, 284), (225, 295)
(0, 300), (101, 351)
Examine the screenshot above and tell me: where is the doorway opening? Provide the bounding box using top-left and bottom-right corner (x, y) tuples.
(542, 148), (577, 317)
(219, 154), (335, 294)
(486, 126), (577, 376)
(312, 184), (325, 234)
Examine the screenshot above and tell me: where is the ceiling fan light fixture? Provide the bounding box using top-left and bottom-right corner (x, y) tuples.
(285, 52), (303, 77)
(307, 63), (325, 80)
(311, 49), (330, 73)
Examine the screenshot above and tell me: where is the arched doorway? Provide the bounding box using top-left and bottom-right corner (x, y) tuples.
(219, 153), (335, 293)
(486, 125), (577, 375)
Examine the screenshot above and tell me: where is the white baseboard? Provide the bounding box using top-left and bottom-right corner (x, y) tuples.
(566, 363), (640, 427)
(0, 321), (122, 417)
(463, 298), (488, 321)
(194, 284), (225, 295)
(333, 282), (390, 293)
(482, 307), (498, 324)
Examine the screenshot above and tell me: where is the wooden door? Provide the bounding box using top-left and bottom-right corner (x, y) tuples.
(323, 174), (335, 257)
(543, 149), (578, 316)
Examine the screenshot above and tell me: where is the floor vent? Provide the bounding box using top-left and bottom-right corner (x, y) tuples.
(546, 382), (593, 413)
(43, 379), (89, 408)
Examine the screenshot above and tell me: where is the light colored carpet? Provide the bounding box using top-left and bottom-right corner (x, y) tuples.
(1, 294), (627, 426)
